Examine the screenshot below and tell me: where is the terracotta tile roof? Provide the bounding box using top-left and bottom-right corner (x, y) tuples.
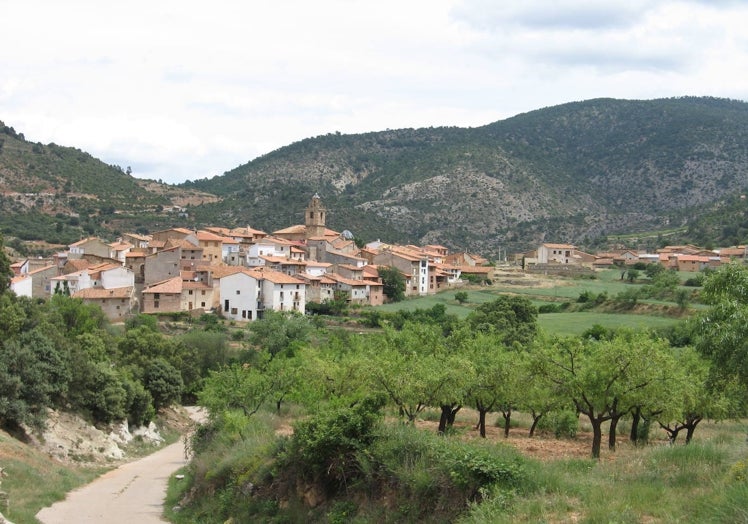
(295, 271), (321, 282)
(66, 259), (91, 271)
(125, 252), (146, 258)
(109, 241), (133, 251)
(253, 268), (305, 285)
(221, 238), (240, 244)
(149, 240), (166, 248)
(273, 224), (306, 235)
(28, 264), (57, 275)
(200, 265), (245, 279)
(167, 238), (201, 250)
(182, 281), (212, 290)
(306, 261), (332, 268)
(330, 238), (354, 250)
(197, 230), (227, 242)
(123, 232), (151, 242)
(11, 275), (30, 284)
(677, 255), (710, 262)
(88, 262), (122, 272)
(143, 277), (183, 294)
(69, 237), (98, 247)
(74, 286), (133, 299)
(228, 226), (266, 237)
(261, 255), (306, 265)
(326, 273), (368, 287)
(720, 247), (746, 256)
(542, 243), (576, 249)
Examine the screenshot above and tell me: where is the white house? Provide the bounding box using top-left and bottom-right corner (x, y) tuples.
(10, 274), (32, 297)
(220, 269), (261, 322)
(256, 268), (306, 314)
(537, 243), (578, 264)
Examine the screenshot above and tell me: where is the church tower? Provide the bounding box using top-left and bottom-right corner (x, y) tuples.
(305, 193), (326, 239)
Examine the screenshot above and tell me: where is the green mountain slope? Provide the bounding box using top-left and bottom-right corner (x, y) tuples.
(0, 122), (215, 249)
(3, 97), (748, 256)
(185, 97), (748, 255)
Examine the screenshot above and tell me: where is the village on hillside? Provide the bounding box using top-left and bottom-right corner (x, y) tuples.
(7, 194), (745, 322)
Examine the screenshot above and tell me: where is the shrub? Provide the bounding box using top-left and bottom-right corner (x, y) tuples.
(286, 395), (386, 489)
(537, 411), (579, 439)
(144, 358), (183, 410)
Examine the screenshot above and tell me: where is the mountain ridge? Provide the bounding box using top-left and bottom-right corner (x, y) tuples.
(3, 96), (748, 256)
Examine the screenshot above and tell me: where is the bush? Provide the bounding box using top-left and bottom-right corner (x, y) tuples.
(144, 358), (183, 410)
(537, 411), (579, 438)
(286, 395), (386, 489)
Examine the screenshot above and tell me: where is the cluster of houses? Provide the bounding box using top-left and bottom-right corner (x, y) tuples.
(8, 195), (490, 322)
(523, 242), (746, 273)
(11, 194), (742, 323)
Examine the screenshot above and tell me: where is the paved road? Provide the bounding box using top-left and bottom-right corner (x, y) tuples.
(36, 410), (203, 524)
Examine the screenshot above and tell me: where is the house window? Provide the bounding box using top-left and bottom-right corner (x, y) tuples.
(231, 308), (238, 315)
(154, 293), (160, 300)
(201, 302), (206, 307)
(236, 290), (240, 294)
(201, 290), (206, 295)
(189, 290), (193, 295)
(154, 301), (159, 309)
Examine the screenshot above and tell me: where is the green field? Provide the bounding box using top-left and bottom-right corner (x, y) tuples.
(370, 269), (690, 335)
(537, 311), (680, 336)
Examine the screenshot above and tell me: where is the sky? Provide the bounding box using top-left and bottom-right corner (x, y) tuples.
(2, 0), (748, 185)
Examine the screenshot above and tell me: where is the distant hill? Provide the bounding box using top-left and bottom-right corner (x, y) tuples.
(184, 97), (748, 255)
(0, 122), (216, 250)
(3, 97), (748, 256)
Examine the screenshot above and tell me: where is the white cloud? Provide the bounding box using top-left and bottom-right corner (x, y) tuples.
(1, 0), (747, 183)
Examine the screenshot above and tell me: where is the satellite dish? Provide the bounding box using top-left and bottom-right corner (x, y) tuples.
(342, 230), (354, 240)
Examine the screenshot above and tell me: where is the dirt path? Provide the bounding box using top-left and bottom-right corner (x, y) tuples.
(36, 408), (205, 524)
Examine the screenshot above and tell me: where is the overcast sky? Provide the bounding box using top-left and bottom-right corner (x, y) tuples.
(2, 0), (747, 184)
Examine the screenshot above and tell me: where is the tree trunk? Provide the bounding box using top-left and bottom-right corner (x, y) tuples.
(591, 418), (603, 459)
(447, 405), (461, 428)
(501, 409), (512, 438)
(608, 414), (621, 450)
(685, 417), (701, 444)
(478, 409), (487, 438)
(438, 405), (450, 434)
(630, 408), (641, 443)
(529, 411), (542, 437)
(661, 425), (682, 444)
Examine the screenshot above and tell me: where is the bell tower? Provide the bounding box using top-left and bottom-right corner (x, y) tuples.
(305, 193), (326, 239)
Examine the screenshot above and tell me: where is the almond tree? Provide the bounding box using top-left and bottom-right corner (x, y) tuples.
(656, 346), (731, 444)
(367, 323), (474, 429)
(537, 332), (679, 458)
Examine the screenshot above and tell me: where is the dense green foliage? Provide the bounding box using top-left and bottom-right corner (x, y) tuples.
(378, 265), (406, 302)
(162, 282), (748, 522)
(0, 288), (233, 432)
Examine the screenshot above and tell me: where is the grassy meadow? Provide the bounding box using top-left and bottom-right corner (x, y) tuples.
(371, 268), (689, 336)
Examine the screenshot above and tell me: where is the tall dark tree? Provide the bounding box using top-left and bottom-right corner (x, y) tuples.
(0, 233), (11, 294)
(466, 295), (538, 348)
(378, 266), (405, 302)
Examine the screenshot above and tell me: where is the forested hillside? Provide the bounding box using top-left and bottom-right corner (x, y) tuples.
(0, 122), (215, 250)
(4, 97), (748, 255)
(184, 96), (748, 254)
